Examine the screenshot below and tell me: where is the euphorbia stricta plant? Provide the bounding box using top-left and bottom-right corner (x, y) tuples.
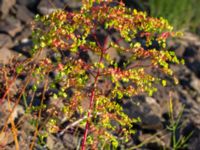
(1, 0), (183, 149)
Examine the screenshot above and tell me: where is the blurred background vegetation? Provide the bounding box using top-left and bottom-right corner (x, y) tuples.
(123, 0), (200, 34)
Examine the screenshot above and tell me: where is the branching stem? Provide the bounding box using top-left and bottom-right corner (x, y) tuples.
(81, 35), (109, 150)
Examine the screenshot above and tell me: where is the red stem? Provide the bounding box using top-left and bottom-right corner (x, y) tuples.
(81, 35), (109, 150)
(0, 74), (18, 105)
(81, 89), (95, 150)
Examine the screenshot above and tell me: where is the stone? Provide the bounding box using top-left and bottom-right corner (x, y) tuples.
(62, 133), (80, 149)
(183, 46), (198, 58)
(0, 130), (14, 146)
(139, 131), (170, 148)
(145, 97), (162, 118)
(0, 47), (17, 64)
(0, 101), (24, 124)
(106, 47), (120, 62)
(46, 134), (65, 150)
(123, 96), (163, 130)
(37, 0), (65, 15)
(187, 60), (200, 78)
(20, 115), (35, 132)
(196, 96), (200, 103)
(174, 44), (186, 58)
(180, 32), (200, 47)
(62, 0), (82, 9)
(12, 40), (33, 58)
(112, 32), (130, 48)
(14, 4), (34, 23)
(87, 50), (100, 64)
(141, 114), (163, 130)
(0, 0), (16, 19)
(0, 16), (23, 37)
(16, 1), (39, 15)
(190, 75), (200, 93)
(0, 33), (13, 48)
(188, 128), (200, 150)
(16, 0), (39, 8)
(46, 134), (55, 150)
(14, 27), (32, 42)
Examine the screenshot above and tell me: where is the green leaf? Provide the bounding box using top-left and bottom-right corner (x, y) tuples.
(53, 93), (58, 99)
(40, 41), (46, 48)
(34, 14), (40, 21)
(16, 65), (23, 74)
(32, 85), (37, 92)
(117, 91), (123, 99)
(112, 139), (119, 148)
(162, 79), (167, 86)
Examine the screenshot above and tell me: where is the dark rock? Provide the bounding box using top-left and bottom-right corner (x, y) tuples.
(17, 0), (38, 6)
(13, 4), (34, 23)
(0, 16), (23, 37)
(63, 0), (82, 9)
(14, 26), (32, 42)
(12, 39), (33, 57)
(17, 0), (33, 5)
(183, 46), (198, 58)
(187, 127), (200, 150)
(177, 34), (200, 78)
(189, 136), (200, 150)
(175, 66), (192, 89)
(123, 96), (163, 131)
(142, 115), (163, 130)
(145, 142), (167, 150)
(16, 0), (40, 12)
(123, 0), (145, 10)
(0, 33), (13, 48)
(187, 60), (200, 78)
(0, 0), (16, 19)
(174, 44), (185, 58)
